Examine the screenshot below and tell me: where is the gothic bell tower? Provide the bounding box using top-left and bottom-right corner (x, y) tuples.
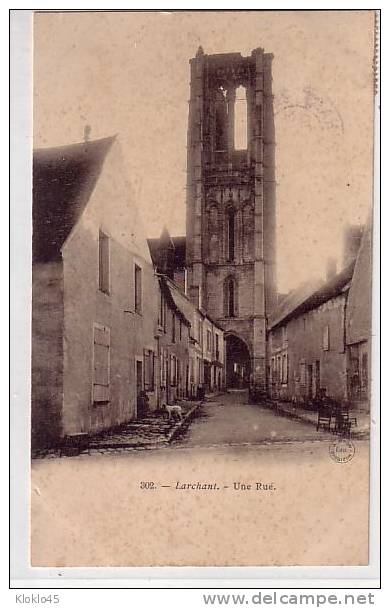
(186, 46), (277, 389)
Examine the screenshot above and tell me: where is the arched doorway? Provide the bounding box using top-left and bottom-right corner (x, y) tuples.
(225, 334), (251, 389)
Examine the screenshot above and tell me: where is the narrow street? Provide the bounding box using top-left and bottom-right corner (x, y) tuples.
(175, 389), (332, 448)
(33, 390), (338, 458)
(31, 389), (369, 567)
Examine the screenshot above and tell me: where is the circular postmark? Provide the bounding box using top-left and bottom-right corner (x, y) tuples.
(329, 439), (355, 464)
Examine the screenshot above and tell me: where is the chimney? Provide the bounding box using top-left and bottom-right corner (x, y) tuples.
(326, 257), (337, 282)
(342, 224), (363, 267)
(84, 124), (91, 143)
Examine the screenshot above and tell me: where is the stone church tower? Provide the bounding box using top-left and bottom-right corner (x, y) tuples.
(186, 47), (277, 389)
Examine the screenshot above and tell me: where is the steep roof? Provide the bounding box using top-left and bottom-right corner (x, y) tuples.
(197, 308), (225, 332)
(171, 236), (186, 268)
(159, 275), (191, 327)
(269, 261), (356, 331)
(147, 237), (161, 267)
(33, 136), (115, 262)
(147, 233), (186, 265)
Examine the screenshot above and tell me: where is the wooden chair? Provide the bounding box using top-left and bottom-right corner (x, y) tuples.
(316, 405), (333, 432)
(333, 407), (358, 437)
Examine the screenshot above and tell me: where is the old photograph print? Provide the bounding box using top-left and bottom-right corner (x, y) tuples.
(31, 10), (375, 567)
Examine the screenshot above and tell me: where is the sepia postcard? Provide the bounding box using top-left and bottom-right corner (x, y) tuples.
(23, 9), (378, 573)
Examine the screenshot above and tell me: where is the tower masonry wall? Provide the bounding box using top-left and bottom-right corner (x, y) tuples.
(205, 265), (254, 319)
(186, 47), (277, 388)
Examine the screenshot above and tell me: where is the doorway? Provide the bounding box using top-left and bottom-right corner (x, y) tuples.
(226, 334), (251, 388)
(204, 362), (211, 392)
(136, 359), (143, 418)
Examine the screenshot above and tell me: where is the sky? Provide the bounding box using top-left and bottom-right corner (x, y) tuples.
(33, 10), (375, 292)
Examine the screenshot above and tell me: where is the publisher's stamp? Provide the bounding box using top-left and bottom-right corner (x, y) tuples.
(329, 439), (355, 464)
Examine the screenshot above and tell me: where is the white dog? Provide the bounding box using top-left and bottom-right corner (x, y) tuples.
(163, 403), (183, 420)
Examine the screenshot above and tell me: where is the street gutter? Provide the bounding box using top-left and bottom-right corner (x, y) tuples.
(167, 401), (202, 443)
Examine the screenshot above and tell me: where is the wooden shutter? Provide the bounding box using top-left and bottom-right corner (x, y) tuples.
(143, 349), (155, 391)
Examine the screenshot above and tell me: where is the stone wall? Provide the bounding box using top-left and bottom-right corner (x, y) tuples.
(185, 48), (277, 389)
(31, 262), (64, 448)
(346, 221), (372, 410)
(205, 264), (254, 320)
(346, 222), (372, 346)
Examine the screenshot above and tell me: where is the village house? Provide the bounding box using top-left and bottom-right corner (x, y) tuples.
(164, 275), (204, 400)
(201, 312), (225, 394)
(186, 308), (203, 399)
(156, 274), (191, 406)
(32, 135), (158, 449)
(267, 267), (353, 404)
(186, 307), (225, 397)
(345, 221), (372, 411)
(148, 228), (226, 398)
(267, 222), (372, 410)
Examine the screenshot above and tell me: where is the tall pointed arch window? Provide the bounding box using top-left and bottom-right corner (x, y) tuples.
(227, 207), (235, 262)
(224, 276), (237, 318)
(234, 86), (247, 150)
(215, 87), (228, 151)
(208, 205), (219, 263)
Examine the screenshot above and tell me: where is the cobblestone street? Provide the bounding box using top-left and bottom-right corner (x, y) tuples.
(175, 390), (335, 449)
(33, 390), (370, 460)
